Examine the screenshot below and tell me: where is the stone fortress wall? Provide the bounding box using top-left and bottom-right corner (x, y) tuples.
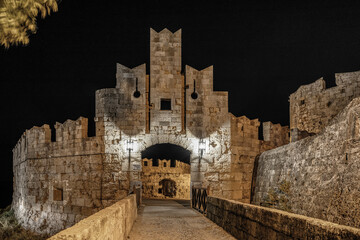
(254, 71), (360, 228)
(12, 28), (290, 235)
(12, 118), (110, 234)
(290, 70), (360, 141)
(230, 116), (289, 202)
(141, 158), (190, 199)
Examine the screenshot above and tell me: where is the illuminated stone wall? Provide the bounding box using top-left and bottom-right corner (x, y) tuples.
(49, 195), (137, 240)
(12, 118), (111, 234)
(94, 28), (236, 201)
(12, 28), (289, 235)
(229, 116), (289, 203)
(253, 97), (360, 228)
(207, 196), (360, 239)
(290, 70), (360, 141)
(141, 159), (190, 199)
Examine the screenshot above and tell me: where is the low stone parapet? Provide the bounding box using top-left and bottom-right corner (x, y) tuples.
(207, 196), (360, 239)
(48, 194), (137, 240)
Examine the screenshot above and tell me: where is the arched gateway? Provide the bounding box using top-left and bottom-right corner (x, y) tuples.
(141, 143), (191, 199)
(12, 28), (289, 234)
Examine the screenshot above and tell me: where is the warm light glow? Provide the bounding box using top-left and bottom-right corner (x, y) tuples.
(199, 139), (206, 151)
(126, 139), (134, 152)
(199, 139), (206, 157)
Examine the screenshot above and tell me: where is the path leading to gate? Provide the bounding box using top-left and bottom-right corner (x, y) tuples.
(128, 199), (235, 240)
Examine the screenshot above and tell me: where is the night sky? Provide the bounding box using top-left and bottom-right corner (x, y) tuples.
(1, 0), (360, 208)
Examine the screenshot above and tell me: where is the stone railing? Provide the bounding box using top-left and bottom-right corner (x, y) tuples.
(48, 194), (137, 240)
(207, 196), (360, 239)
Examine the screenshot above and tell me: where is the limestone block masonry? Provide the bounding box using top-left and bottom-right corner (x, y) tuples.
(207, 196), (360, 239)
(141, 158), (190, 199)
(254, 97), (360, 228)
(49, 194), (137, 240)
(12, 28), (288, 235)
(290, 70), (360, 141)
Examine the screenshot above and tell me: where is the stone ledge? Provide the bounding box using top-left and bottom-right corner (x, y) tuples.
(48, 194), (137, 240)
(207, 196), (360, 240)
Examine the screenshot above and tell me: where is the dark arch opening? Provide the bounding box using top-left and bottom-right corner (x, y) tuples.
(141, 143), (191, 166)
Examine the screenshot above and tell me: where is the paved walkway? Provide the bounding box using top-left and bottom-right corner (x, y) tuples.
(128, 199), (235, 240)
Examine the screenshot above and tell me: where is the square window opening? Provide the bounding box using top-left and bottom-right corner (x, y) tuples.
(161, 99), (171, 110)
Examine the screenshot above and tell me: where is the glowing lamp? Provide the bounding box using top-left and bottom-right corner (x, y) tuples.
(199, 139), (206, 158)
(126, 139), (134, 152)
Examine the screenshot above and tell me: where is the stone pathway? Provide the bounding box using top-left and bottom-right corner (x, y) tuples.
(128, 199), (235, 240)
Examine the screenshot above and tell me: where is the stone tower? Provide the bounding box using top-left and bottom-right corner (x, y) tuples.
(12, 28), (289, 235)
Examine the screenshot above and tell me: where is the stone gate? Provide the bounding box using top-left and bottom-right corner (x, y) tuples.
(12, 28), (288, 234)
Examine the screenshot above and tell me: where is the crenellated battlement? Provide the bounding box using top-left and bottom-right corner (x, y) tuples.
(290, 69), (360, 140)
(262, 121), (289, 147)
(142, 158), (190, 174)
(13, 117), (94, 150)
(54, 117), (88, 142)
(12, 28), (293, 235)
(231, 114), (260, 142)
(141, 157), (190, 200)
(116, 63), (146, 91)
(12, 116), (103, 162)
(186, 65), (214, 92)
(335, 69), (360, 86)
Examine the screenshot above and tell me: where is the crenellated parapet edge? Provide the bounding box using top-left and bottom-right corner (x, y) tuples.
(11, 28), (296, 235)
(290, 70), (360, 100)
(12, 116), (103, 163)
(262, 121), (289, 147)
(150, 28), (182, 73)
(229, 114), (289, 203)
(115, 63), (146, 91)
(289, 69), (360, 139)
(230, 114), (289, 150)
(142, 158), (190, 173)
(11, 115), (125, 235)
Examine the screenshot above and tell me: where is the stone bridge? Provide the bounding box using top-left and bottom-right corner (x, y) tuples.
(49, 194), (360, 240)
(12, 28), (360, 239)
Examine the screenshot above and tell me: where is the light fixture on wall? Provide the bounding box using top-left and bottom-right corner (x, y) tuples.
(126, 139), (134, 162)
(199, 139), (206, 159)
(126, 139), (134, 152)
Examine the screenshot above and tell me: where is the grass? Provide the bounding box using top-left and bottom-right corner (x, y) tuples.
(0, 206), (49, 240)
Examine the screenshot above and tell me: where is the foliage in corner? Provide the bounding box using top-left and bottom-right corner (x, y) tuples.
(0, 205), (49, 240)
(0, 0), (58, 48)
(261, 179), (292, 212)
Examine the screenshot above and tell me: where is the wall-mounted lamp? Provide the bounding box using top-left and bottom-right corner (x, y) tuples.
(126, 139), (134, 152)
(199, 139), (206, 159)
(126, 139), (134, 162)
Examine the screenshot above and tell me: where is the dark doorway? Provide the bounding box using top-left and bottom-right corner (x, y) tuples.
(160, 179), (177, 197)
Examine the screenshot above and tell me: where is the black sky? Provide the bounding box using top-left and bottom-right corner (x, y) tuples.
(1, 0), (360, 207)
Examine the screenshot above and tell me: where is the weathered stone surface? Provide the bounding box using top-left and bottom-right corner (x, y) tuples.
(230, 116), (289, 203)
(141, 158), (190, 199)
(48, 194), (137, 240)
(207, 196), (360, 240)
(290, 70), (360, 141)
(128, 199), (235, 240)
(12, 28), (289, 235)
(254, 97), (360, 228)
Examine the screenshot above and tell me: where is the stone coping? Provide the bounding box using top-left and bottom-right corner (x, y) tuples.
(48, 194), (137, 240)
(207, 196), (360, 239)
